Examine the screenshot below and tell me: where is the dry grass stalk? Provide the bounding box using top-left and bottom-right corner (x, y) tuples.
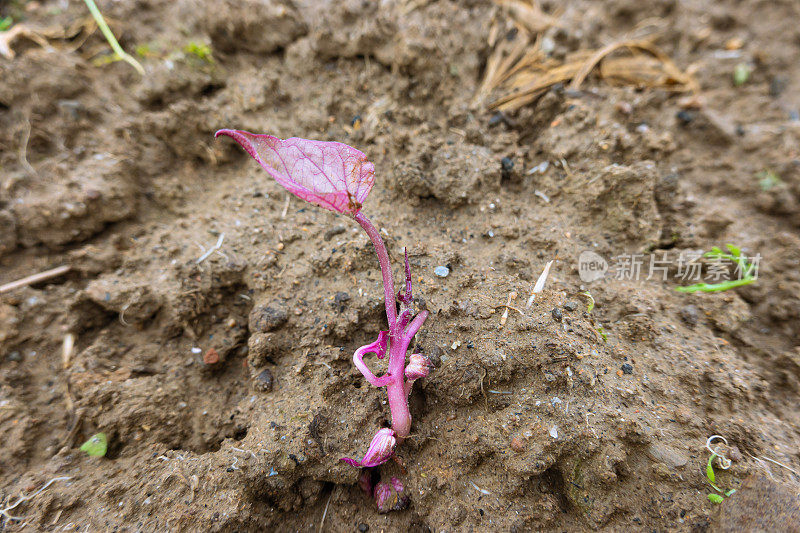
(477, 3), (697, 112)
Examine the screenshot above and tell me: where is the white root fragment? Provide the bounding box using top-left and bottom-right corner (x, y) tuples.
(196, 233), (225, 264)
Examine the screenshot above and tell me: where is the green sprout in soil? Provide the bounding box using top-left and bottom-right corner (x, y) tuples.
(675, 244), (758, 293)
(706, 453), (736, 503)
(183, 41), (214, 63)
(581, 291), (607, 342)
(0, 16), (13, 32)
(80, 432), (108, 457)
(757, 169), (782, 191)
(733, 63), (752, 86)
(82, 0), (144, 75)
(705, 435), (736, 504)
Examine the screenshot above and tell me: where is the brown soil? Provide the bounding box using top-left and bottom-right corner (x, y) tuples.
(2, 0), (800, 531)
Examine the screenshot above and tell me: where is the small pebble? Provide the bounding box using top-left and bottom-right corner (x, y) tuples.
(510, 437), (525, 453)
(676, 110), (694, 124)
(680, 305), (699, 326)
(501, 157), (514, 173)
(564, 301), (577, 312)
(254, 368), (274, 392)
(203, 348), (220, 365)
(621, 363), (633, 375)
(6, 351), (22, 362)
(358, 525), (369, 533)
(551, 308), (563, 322)
(434, 266), (450, 278)
(549, 426), (558, 439)
(488, 112), (505, 126)
(615, 101), (633, 115)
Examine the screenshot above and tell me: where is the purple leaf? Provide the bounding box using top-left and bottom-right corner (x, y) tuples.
(215, 130), (375, 215)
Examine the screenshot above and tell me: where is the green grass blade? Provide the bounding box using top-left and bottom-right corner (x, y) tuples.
(83, 0), (144, 75)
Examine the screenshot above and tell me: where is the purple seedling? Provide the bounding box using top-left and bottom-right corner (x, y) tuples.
(216, 130), (430, 469)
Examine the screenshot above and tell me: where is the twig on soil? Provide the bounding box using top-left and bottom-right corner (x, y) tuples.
(497, 291), (519, 328)
(0, 265), (71, 294)
(196, 233), (225, 264)
(62, 408), (84, 448)
(0, 476), (71, 523)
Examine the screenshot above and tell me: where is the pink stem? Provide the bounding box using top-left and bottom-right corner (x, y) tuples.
(353, 332), (392, 387)
(351, 211), (428, 440)
(353, 211), (397, 331)
(404, 310), (428, 339)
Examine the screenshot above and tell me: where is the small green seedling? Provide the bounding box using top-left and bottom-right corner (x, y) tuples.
(733, 63), (752, 86)
(82, 0), (144, 75)
(706, 453), (736, 503)
(183, 41), (213, 63)
(0, 16), (13, 31)
(80, 432), (108, 457)
(581, 291), (607, 342)
(757, 170), (782, 191)
(676, 244), (758, 293)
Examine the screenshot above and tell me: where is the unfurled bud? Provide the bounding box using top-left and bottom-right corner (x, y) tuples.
(340, 428), (396, 468)
(404, 353), (430, 381)
(374, 477), (410, 513)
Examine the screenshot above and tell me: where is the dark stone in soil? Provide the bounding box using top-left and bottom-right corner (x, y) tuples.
(251, 305), (288, 332)
(254, 368), (274, 392)
(676, 110), (694, 124)
(680, 304), (699, 326)
(6, 351), (22, 362)
(551, 308), (563, 322)
(358, 524), (369, 532)
(621, 363), (633, 375)
(501, 156), (514, 179)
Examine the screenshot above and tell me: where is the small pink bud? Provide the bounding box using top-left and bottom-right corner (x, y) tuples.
(405, 353), (431, 380)
(373, 481), (392, 512)
(340, 428), (396, 468)
(374, 477), (410, 513)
